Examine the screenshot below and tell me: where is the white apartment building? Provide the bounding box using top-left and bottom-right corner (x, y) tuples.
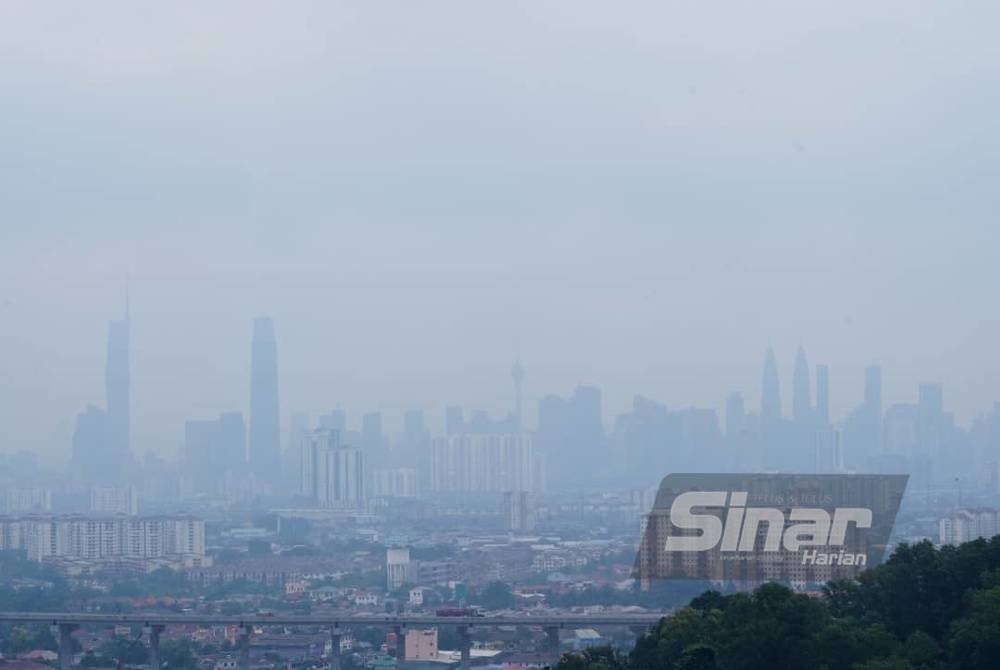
(371, 468), (418, 498)
(386, 547), (415, 590)
(0, 515), (205, 562)
(2, 488), (52, 513)
(430, 433), (538, 493)
(301, 429), (366, 507)
(89, 485), (139, 516)
(939, 508), (1000, 546)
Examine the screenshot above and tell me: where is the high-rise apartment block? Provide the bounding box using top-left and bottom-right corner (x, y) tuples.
(0, 514), (205, 564)
(300, 429), (366, 507)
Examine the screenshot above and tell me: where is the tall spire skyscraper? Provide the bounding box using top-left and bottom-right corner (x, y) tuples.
(792, 346), (812, 424)
(761, 346), (782, 422)
(249, 317), (281, 489)
(104, 292), (132, 479)
(511, 360), (524, 431)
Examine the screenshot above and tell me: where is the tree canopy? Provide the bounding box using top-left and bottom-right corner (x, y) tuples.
(559, 536), (1000, 670)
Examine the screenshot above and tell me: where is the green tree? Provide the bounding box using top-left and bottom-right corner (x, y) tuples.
(554, 645), (627, 670)
(947, 586), (1000, 670)
(99, 635), (149, 666)
(161, 639), (197, 670)
(476, 581), (514, 610)
(901, 630), (940, 669)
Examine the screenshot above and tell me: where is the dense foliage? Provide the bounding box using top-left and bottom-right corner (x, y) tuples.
(557, 537), (1000, 670)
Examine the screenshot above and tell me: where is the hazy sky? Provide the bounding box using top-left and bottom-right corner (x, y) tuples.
(2, 2), (999, 463)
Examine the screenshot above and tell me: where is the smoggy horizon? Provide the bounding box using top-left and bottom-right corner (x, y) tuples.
(3, 2), (1000, 463)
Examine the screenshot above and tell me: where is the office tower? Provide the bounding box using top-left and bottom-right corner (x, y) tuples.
(362, 412), (383, 448)
(249, 317), (281, 487)
(400, 409), (428, 465)
(218, 411), (247, 467)
(839, 365), (884, 471)
(572, 386), (604, 443)
(318, 409), (347, 432)
(181, 412), (246, 499)
(404, 409), (424, 438)
(284, 412), (310, 492)
(105, 310), (131, 477)
(71, 405), (108, 480)
(815, 365), (830, 425)
(919, 383), (943, 417)
(884, 404), (918, 453)
(536, 386), (603, 487)
(758, 347), (784, 469)
(864, 365), (883, 419)
(918, 383), (945, 456)
(725, 392), (745, 440)
(445, 406), (464, 435)
(511, 360), (524, 431)
(183, 419), (220, 496)
(810, 426), (840, 473)
(792, 347), (812, 424)
(761, 347), (782, 422)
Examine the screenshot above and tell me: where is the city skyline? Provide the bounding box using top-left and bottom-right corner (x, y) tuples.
(10, 306), (993, 474)
(3, 4), (1000, 668)
(3, 3), (1000, 463)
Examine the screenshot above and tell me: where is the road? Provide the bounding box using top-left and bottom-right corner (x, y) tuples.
(0, 611), (666, 627)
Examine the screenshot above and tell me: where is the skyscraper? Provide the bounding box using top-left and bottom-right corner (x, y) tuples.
(105, 310), (132, 478)
(284, 411), (310, 491)
(511, 360), (524, 431)
(403, 409), (425, 438)
(816, 365), (830, 425)
(918, 382), (944, 457)
(792, 347), (812, 424)
(183, 418), (219, 496)
(840, 364), (884, 470)
(318, 409), (346, 432)
(864, 364), (882, 419)
(445, 406), (464, 435)
(70, 405), (107, 480)
(218, 411), (247, 468)
(362, 412), (383, 449)
(761, 347), (782, 422)
(725, 391), (745, 440)
(536, 386), (603, 488)
(249, 317), (281, 488)
(71, 298), (132, 484)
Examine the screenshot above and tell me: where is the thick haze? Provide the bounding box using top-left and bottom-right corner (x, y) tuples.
(2, 1), (999, 463)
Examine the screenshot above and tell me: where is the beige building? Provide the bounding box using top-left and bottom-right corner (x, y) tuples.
(404, 629), (438, 661)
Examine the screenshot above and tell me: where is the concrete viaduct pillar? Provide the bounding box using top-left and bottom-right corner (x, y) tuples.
(393, 624), (406, 670)
(457, 626), (472, 670)
(52, 623), (77, 670)
(329, 626), (344, 670)
(237, 625), (252, 670)
(544, 625), (561, 663)
(144, 624), (165, 670)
